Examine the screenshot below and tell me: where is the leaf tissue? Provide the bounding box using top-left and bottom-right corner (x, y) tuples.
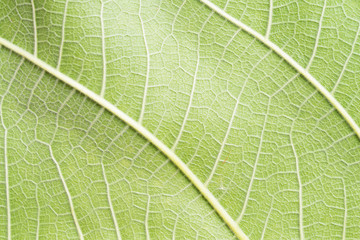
(1, 0), (360, 239)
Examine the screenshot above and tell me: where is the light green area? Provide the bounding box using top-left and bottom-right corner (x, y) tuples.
(1, 0), (360, 239)
(211, 0), (360, 124)
(0, 48), (235, 239)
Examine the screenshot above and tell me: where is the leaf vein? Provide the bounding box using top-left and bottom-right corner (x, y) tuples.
(0, 37), (248, 240)
(199, 0), (360, 140)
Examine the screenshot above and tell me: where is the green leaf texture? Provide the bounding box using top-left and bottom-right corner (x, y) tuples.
(1, 0), (360, 239)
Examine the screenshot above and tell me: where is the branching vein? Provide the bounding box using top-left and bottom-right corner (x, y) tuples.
(199, 0), (360, 140)
(138, 0), (151, 123)
(31, 0), (37, 56)
(100, 0), (107, 97)
(0, 37), (249, 240)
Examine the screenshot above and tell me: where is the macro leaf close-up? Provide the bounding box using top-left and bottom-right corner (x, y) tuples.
(1, 0), (360, 239)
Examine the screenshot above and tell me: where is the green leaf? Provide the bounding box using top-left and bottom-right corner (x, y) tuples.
(1, 0), (360, 239)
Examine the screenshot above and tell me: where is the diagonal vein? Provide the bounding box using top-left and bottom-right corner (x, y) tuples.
(46, 89), (84, 239)
(342, 179), (347, 240)
(30, 0), (37, 56)
(290, 125), (304, 240)
(100, 0), (107, 97)
(236, 97), (271, 223)
(205, 48), (272, 187)
(57, 0), (68, 69)
(265, 0), (273, 39)
(48, 145), (84, 240)
(198, 0), (360, 140)
(306, 0), (327, 70)
(0, 37), (248, 240)
(260, 197), (274, 240)
(138, 0), (151, 124)
(332, 22), (360, 94)
(172, 10), (214, 151)
(100, 122), (129, 240)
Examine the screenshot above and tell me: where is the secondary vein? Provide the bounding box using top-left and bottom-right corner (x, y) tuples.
(199, 0), (360, 140)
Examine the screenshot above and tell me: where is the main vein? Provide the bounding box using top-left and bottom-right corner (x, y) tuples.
(199, 0), (360, 140)
(0, 37), (248, 240)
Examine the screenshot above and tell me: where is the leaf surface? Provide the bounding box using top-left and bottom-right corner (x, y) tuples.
(0, 46), (239, 239)
(1, 0), (360, 239)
